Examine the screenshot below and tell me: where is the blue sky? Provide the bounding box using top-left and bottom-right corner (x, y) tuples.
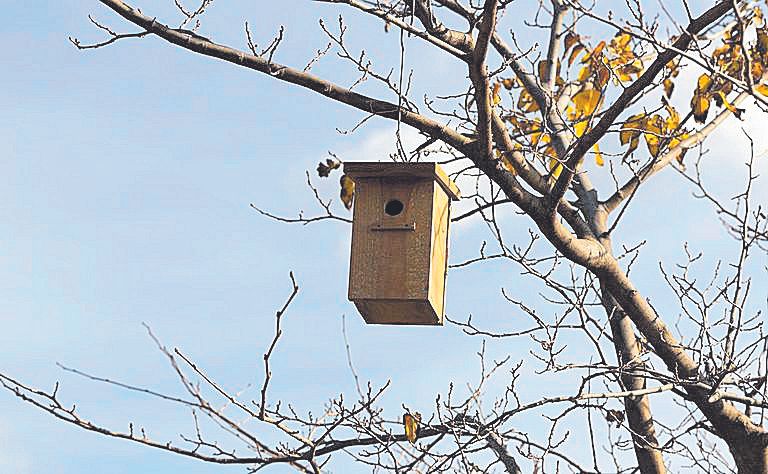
(2, 1), (766, 473)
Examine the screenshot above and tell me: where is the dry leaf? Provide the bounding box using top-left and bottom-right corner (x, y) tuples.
(663, 78), (675, 98)
(563, 32), (580, 54)
(643, 114), (663, 157)
(492, 81), (502, 107)
(572, 88), (601, 118)
(715, 91), (744, 119)
(691, 93), (710, 124)
(568, 44), (586, 66)
(755, 83), (768, 96)
(593, 143), (604, 167)
(317, 158), (341, 177)
(548, 156), (563, 180)
(581, 40), (606, 64)
(517, 88), (540, 113)
(340, 174), (355, 210)
(403, 412), (421, 444)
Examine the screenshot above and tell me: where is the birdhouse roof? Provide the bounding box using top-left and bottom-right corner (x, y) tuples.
(344, 162), (461, 201)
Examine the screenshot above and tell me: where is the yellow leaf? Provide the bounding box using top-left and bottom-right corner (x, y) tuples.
(697, 74), (713, 93)
(643, 115), (663, 157)
(568, 44), (586, 66)
(502, 77), (516, 90)
(577, 65), (591, 82)
(675, 132), (690, 167)
(715, 91), (744, 119)
(711, 44), (730, 61)
(755, 83), (768, 96)
(620, 113), (646, 155)
(572, 88), (601, 118)
(691, 74), (713, 124)
(573, 120), (588, 137)
(403, 413), (420, 444)
(665, 59), (680, 82)
(492, 81), (502, 107)
(613, 64), (639, 82)
(340, 174), (355, 210)
(620, 113), (646, 145)
(548, 156), (563, 180)
(663, 78), (675, 98)
(501, 154), (517, 175)
(496, 148), (517, 174)
(593, 143), (604, 166)
(691, 93), (710, 124)
(517, 88), (540, 113)
(581, 40), (606, 63)
(505, 115), (521, 129)
(665, 104), (680, 131)
(611, 58), (643, 82)
(610, 32), (631, 50)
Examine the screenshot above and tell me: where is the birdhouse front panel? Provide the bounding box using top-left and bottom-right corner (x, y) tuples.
(348, 177), (433, 301)
(345, 162), (460, 326)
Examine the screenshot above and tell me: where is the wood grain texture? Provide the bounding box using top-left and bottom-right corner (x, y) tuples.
(345, 162), (461, 201)
(346, 163), (458, 325)
(427, 184), (450, 324)
(353, 299), (438, 325)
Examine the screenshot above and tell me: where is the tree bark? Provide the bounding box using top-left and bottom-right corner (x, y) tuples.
(601, 285), (666, 473)
(731, 445), (768, 473)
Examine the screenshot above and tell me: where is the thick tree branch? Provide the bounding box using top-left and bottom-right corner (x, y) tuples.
(411, 0), (474, 53)
(470, 0), (499, 162)
(486, 433), (522, 474)
(600, 275), (666, 473)
(543, 1), (566, 91)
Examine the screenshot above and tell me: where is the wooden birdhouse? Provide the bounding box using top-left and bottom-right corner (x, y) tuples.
(345, 162), (461, 325)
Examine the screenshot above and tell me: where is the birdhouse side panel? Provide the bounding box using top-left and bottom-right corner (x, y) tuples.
(348, 178), (433, 302)
(427, 184), (451, 322)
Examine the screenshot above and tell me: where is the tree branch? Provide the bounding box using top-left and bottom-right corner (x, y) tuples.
(95, 0), (473, 155)
(603, 91), (749, 214)
(315, 0), (469, 59)
(470, 0), (499, 162)
(548, 1), (732, 209)
(543, 1), (566, 91)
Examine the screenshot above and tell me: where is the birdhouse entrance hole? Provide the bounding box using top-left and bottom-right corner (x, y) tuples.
(345, 162), (461, 326)
(384, 199), (404, 216)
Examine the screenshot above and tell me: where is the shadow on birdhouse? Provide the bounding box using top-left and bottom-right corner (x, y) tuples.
(345, 162), (460, 325)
